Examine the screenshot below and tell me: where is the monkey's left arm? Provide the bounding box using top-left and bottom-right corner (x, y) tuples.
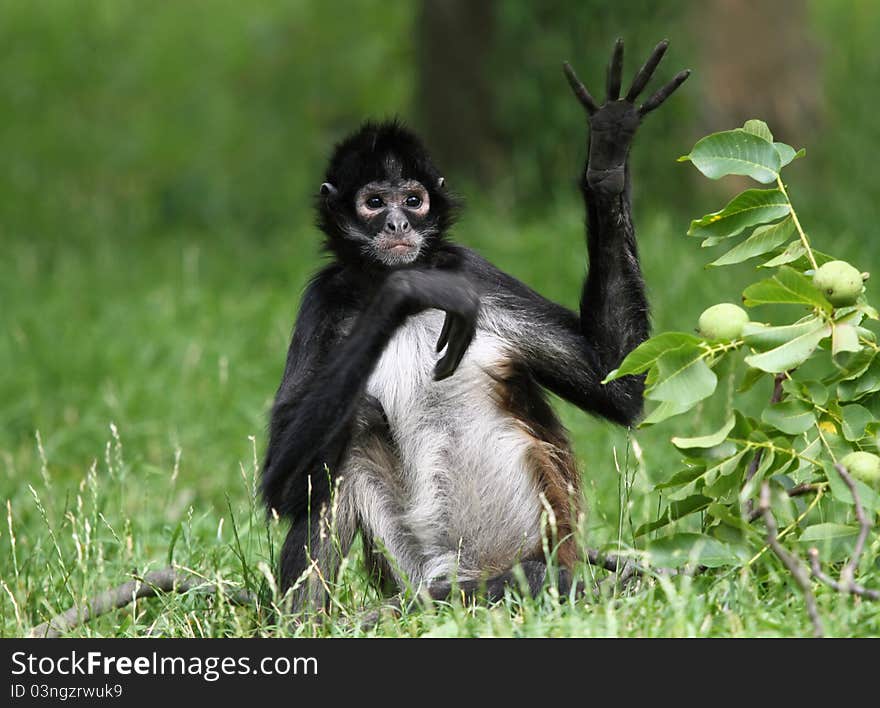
(471, 40), (689, 426)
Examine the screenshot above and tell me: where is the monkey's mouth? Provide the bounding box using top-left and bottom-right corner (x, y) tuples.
(378, 239), (418, 255)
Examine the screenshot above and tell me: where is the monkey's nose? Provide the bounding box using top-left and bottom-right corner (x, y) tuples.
(385, 218), (410, 233)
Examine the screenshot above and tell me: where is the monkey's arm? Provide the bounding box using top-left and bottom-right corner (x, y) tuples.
(467, 41), (688, 426)
(459, 251), (644, 425)
(552, 40), (688, 423)
(569, 40), (687, 371)
(262, 268), (479, 520)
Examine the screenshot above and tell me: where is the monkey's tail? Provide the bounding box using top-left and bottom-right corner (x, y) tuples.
(27, 566), (255, 638)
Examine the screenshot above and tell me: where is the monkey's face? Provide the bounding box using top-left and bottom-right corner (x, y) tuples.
(317, 121), (457, 266)
(352, 179), (432, 266)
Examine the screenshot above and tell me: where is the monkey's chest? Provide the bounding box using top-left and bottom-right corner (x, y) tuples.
(365, 310), (514, 443)
(364, 310), (543, 570)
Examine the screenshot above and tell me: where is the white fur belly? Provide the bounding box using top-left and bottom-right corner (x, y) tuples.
(365, 310), (544, 580)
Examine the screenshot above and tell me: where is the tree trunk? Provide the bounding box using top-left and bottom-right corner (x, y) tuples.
(415, 0), (499, 180)
(694, 0), (822, 144)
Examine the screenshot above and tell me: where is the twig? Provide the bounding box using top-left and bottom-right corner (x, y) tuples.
(744, 373), (788, 517)
(834, 464), (871, 588)
(28, 566), (254, 638)
(788, 482), (823, 498)
(803, 464), (878, 601)
(758, 483), (824, 637)
(776, 176), (818, 271)
(807, 550), (880, 601)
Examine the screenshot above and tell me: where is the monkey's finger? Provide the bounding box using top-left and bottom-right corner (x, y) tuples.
(434, 317), (475, 381)
(638, 69), (690, 116)
(606, 38), (624, 102)
(625, 39), (669, 102)
(436, 312), (454, 352)
(563, 62), (599, 114)
(433, 321), (465, 380)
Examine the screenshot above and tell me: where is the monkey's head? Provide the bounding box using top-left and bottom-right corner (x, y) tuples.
(317, 120), (456, 267)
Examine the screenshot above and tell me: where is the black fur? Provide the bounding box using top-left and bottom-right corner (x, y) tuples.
(263, 41), (688, 602)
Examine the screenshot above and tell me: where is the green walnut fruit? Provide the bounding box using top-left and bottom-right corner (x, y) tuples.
(840, 451), (880, 489)
(812, 260), (863, 307)
(698, 303), (750, 340)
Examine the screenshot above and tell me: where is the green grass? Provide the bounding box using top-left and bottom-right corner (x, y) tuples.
(2, 202), (878, 638)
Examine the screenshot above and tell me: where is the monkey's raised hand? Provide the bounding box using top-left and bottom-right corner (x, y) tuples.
(383, 270), (479, 381)
(564, 39), (690, 195)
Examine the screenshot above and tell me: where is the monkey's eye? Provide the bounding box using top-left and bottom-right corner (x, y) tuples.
(404, 195), (422, 208)
(366, 196), (384, 209)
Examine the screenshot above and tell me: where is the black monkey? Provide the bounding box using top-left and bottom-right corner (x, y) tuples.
(263, 40), (689, 609)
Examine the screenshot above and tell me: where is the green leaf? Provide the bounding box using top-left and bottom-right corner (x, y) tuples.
(677, 440), (738, 462)
(646, 533), (748, 568)
(645, 348), (718, 407)
(660, 450), (749, 501)
(700, 235), (728, 248)
(793, 435), (822, 473)
(837, 356), (880, 401)
(825, 461), (880, 513)
(603, 332), (701, 382)
(774, 143), (805, 168)
(760, 240), (806, 268)
(708, 218), (795, 267)
(841, 404), (874, 441)
(688, 189), (790, 241)
(738, 365), (765, 393)
(857, 325), (877, 342)
(703, 463), (744, 498)
(634, 495), (712, 538)
(832, 323), (861, 357)
(796, 523), (860, 563)
(706, 503), (753, 533)
(742, 266), (833, 312)
(742, 119), (773, 142)
(742, 316), (823, 351)
(859, 304), (880, 321)
(655, 466), (708, 491)
(680, 129), (782, 183)
(761, 399), (816, 435)
(737, 124), (805, 171)
(828, 348), (876, 383)
(672, 415), (736, 450)
(640, 399), (695, 426)
(744, 321), (831, 373)
(798, 523), (859, 542)
(740, 449), (778, 501)
(703, 448), (749, 485)
(802, 380), (829, 406)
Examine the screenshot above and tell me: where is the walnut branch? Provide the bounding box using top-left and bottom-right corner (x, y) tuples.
(835, 463), (872, 586)
(805, 464), (878, 601)
(28, 566), (254, 638)
(759, 483), (824, 637)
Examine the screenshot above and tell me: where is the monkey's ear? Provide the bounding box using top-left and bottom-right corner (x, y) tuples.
(320, 182), (338, 197)
(437, 177), (445, 189)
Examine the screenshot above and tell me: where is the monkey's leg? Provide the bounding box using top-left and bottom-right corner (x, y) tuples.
(425, 561), (584, 602)
(346, 465), (428, 592)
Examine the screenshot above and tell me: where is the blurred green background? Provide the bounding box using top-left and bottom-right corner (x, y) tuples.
(2, 0), (879, 563)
